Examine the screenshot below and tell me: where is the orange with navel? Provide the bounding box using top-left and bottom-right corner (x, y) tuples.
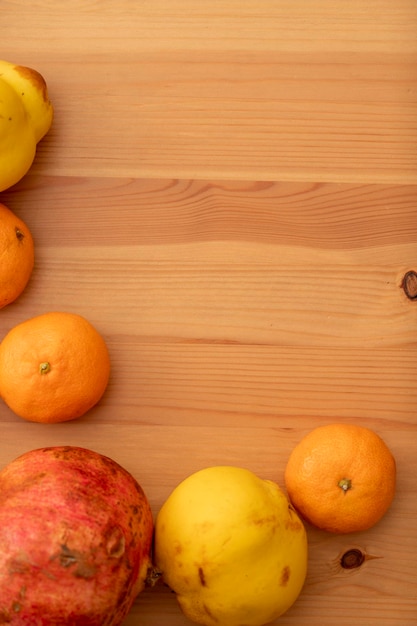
(284, 423), (396, 534)
(0, 311), (110, 423)
(0, 202), (34, 308)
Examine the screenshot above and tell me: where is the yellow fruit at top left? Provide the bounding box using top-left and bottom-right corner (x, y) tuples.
(0, 202), (35, 308)
(0, 59), (53, 191)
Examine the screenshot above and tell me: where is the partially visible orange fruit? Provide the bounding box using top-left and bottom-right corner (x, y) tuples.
(0, 312), (110, 423)
(284, 423), (396, 534)
(0, 202), (34, 308)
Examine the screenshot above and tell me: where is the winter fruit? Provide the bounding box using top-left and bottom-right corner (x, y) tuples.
(0, 202), (34, 308)
(154, 465), (307, 626)
(0, 446), (154, 625)
(284, 423), (396, 533)
(0, 59), (53, 191)
(0, 311), (110, 423)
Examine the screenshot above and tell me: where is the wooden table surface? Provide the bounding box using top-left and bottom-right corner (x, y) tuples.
(2, 1), (417, 624)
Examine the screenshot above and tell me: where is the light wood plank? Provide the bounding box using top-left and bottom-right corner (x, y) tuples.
(3, 177), (416, 350)
(2, 1), (417, 183)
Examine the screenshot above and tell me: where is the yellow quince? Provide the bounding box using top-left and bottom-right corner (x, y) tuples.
(0, 59), (53, 191)
(154, 466), (308, 626)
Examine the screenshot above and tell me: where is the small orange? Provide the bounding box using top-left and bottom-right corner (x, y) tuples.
(0, 202), (34, 308)
(0, 311), (110, 423)
(284, 423), (396, 534)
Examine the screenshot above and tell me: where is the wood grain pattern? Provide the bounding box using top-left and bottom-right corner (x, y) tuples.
(1, 1), (417, 624)
(3, 0), (417, 183)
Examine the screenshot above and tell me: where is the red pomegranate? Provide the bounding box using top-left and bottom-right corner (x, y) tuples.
(0, 446), (154, 625)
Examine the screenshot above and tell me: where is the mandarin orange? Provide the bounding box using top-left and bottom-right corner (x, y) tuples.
(0, 311), (110, 423)
(284, 423), (396, 534)
(0, 202), (34, 308)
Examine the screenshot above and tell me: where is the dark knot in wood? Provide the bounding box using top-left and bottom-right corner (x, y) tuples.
(340, 548), (365, 569)
(402, 271), (417, 300)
